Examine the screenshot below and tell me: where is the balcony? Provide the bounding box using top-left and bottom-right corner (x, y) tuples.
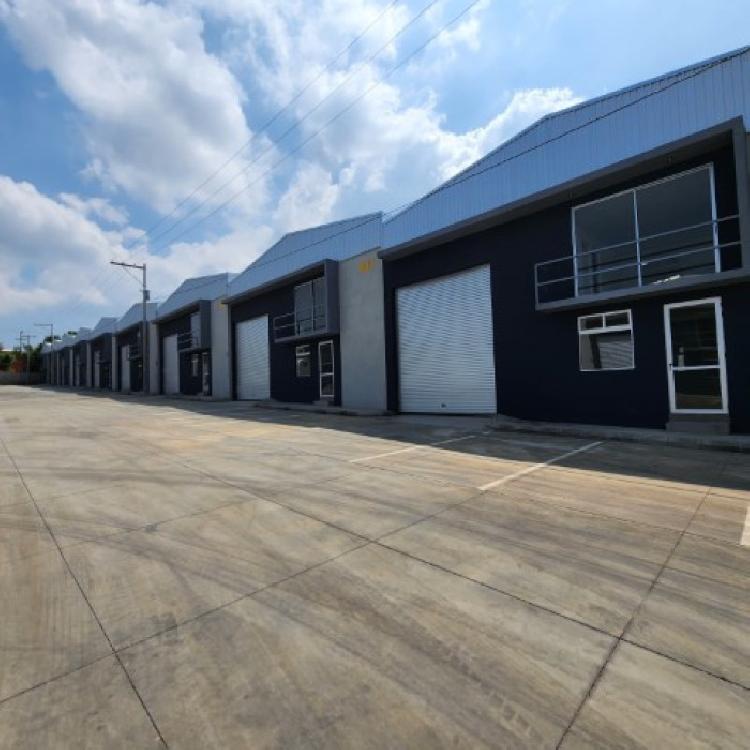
(176, 331), (202, 351)
(535, 216), (741, 308)
(273, 304), (328, 342)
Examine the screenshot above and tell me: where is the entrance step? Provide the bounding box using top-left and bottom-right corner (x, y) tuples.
(666, 413), (730, 435)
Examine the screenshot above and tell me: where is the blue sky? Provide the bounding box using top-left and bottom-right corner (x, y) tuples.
(0, 0), (748, 348)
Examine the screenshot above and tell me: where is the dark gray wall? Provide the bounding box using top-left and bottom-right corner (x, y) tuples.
(383, 140), (750, 432)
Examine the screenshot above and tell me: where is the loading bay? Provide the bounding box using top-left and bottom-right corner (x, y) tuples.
(0, 386), (748, 748)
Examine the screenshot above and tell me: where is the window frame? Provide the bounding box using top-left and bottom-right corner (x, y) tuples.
(571, 163), (718, 297)
(578, 309), (635, 372)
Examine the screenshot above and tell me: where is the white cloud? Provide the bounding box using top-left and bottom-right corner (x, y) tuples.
(0, 0), (583, 343)
(0, 0), (271, 215)
(58, 193), (129, 226)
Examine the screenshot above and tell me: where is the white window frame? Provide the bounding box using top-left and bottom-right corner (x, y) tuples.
(318, 339), (335, 399)
(578, 309), (635, 372)
(571, 163), (718, 297)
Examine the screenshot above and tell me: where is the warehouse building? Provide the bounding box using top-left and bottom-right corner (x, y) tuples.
(88, 317), (117, 390)
(225, 213), (385, 410)
(58, 333), (78, 387)
(72, 328), (92, 388)
(155, 274), (233, 398)
(380, 47), (750, 433)
(114, 302), (158, 393)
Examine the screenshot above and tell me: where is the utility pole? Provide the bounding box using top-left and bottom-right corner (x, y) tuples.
(18, 331), (33, 384)
(34, 323), (53, 385)
(111, 261), (149, 394)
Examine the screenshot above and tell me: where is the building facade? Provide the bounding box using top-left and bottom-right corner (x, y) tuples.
(88, 318), (117, 390)
(114, 303), (158, 394)
(379, 48), (750, 433)
(155, 274), (233, 398)
(226, 214), (386, 410)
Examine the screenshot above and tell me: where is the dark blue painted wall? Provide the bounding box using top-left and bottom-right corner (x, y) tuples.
(230, 272), (342, 406)
(383, 141), (750, 432)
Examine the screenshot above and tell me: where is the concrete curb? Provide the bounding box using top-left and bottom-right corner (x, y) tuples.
(488, 416), (750, 453)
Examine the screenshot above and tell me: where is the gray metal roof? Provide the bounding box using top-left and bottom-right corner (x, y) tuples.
(382, 46), (750, 252)
(156, 273), (235, 320)
(227, 213), (382, 300)
(76, 327), (93, 343)
(89, 317), (118, 340)
(117, 302), (158, 331)
(60, 333), (78, 350)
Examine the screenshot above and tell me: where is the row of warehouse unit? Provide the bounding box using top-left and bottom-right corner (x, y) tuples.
(40, 47), (750, 433)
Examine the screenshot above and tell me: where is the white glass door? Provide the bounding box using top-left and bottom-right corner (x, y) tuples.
(664, 298), (727, 413)
(318, 340), (334, 400)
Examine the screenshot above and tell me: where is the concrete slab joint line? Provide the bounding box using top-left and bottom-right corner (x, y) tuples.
(553, 469), (729, 749)
(0, 434), (170, 749)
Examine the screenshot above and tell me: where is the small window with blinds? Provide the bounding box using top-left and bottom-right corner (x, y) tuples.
(578, 310), (634, 371)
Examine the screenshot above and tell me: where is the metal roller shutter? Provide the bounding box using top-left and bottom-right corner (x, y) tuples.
(236, 316), (270, 400)
(163, 335), (180, 395)
(397, 265), (497, 414)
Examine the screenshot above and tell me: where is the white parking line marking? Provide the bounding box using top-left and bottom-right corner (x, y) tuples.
(478, 440), (604, 491)
(350, 435), (477, 463)
(741, 506), (750, 547)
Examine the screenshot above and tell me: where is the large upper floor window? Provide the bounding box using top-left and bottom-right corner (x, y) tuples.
(573, 165), (717, 296)
(293, 277), (326, 335)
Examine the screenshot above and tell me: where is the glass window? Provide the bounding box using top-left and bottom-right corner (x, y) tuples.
(295, 345), (311, 377)
(572, 166), (717, 296)
(294, 277), (327, 335)
(574, 192), (638, 295)
(191, 353), (199, 377)
(578, 310), (634, 371)
(637, 169), (715, 284)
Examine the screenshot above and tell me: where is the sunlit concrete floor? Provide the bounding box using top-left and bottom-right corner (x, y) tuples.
(0, 385), (748, 749)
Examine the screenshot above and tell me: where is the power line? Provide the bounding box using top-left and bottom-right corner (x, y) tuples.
(137, 0), (443, 252)
(148, 0), (483, 254)
(123, 0), (401, 252)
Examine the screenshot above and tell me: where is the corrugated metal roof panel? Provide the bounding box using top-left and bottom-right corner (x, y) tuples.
(383, 47), (750, 251)
(89, 317), (118, 339)
(156, 273), (235, 320)
(228, 213), (382, 299)
(117, 302), (158, 331)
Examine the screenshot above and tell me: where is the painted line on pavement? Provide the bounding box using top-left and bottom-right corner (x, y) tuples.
(478, 440), (604, 491)
(350, 434), (478, 463)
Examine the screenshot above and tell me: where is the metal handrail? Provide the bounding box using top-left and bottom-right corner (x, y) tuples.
(535, 214), (741, 305)
(273, 303), (327, 340)
(535, 214), (738, 269)
(536, 240), (740, 289)
(176, 331), (201, 350)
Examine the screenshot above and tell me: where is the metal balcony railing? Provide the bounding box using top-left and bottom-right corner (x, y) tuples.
(273, 304), (327, 341)
(534, 216), (741, 306)
(176, 331), (201, 351)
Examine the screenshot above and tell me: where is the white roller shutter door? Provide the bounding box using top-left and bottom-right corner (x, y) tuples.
(397, 265), (497, 414)
(236, 316), (270, 400)
(163, 335), (180, 395)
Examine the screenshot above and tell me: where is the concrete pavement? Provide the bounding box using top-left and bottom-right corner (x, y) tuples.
(0, 386), (748, 748)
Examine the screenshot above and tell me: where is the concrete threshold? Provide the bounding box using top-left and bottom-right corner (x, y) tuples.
(489, 414), (750, 453)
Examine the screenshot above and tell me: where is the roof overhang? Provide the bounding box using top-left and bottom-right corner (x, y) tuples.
(379, 119), (743, 261)
(224, 259), (331, 306)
